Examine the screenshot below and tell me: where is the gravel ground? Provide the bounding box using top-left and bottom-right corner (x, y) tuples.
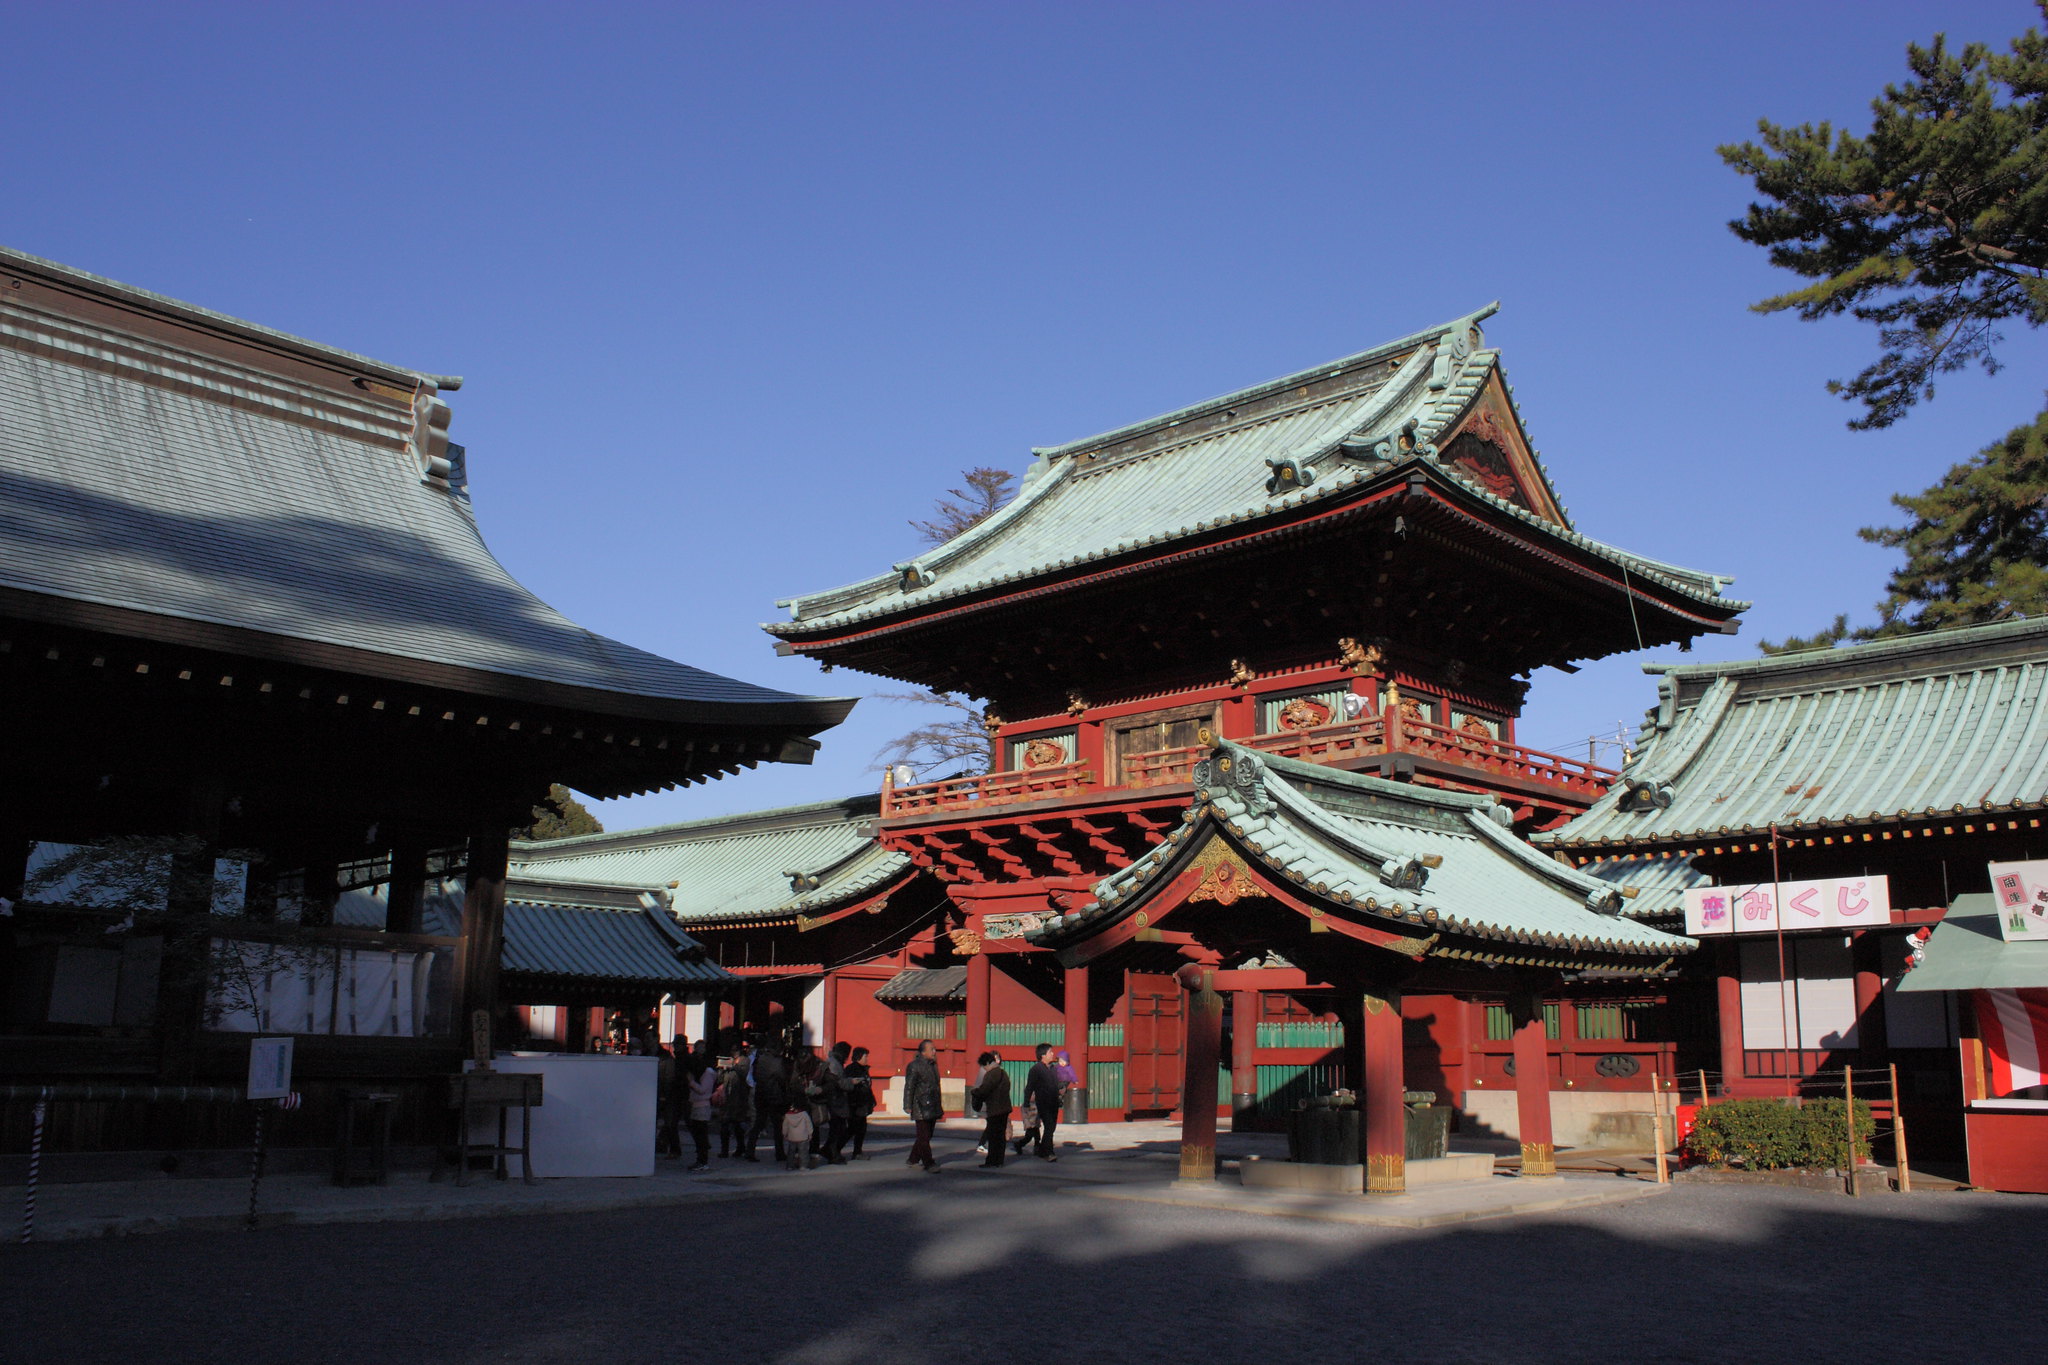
(1, 1167), (2039, 1365)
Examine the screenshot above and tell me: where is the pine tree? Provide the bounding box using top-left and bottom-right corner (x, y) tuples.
(513, 784), (603, 841)
(1720, 9), (2048, 430)
(1726, 7), (2048, 650)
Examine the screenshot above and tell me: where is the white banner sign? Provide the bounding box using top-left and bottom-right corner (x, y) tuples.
(1988, 860), (2048, 943)
(1683, 875), (1891, 936)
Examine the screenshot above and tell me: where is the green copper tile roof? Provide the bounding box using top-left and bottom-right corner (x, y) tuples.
(1548, 617), (2048, 849)
(1032, 742), (1692, 960)
(0, 244), (853, 732)
(773, 307), (1741, 637)
(501, 898), (734, 993)
(509, 794), (912, 923)
(1578, 853), (1708, 920)
(1895, 894), (2048, 992)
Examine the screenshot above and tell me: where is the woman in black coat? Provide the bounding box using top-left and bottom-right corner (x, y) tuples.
(969, 1051), (1011, 1168)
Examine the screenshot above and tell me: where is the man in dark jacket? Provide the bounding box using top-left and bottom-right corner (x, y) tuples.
(1020, 1042), (1063, 1161)
(903, 1039), (944, 1173)
(969, 1051), (1011, 1168)
(747, 1041), (789, 1162)
(821, 1041), (855, 1164)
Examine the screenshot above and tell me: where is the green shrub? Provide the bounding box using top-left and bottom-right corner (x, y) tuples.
(1686, 1097), (1879, 1169)
(1797, 1098), (1875, 1169)
(1686, 1099), (1803, 1168)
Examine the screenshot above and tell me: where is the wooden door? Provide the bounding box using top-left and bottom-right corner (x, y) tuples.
(1125, 971), (1185, 1113)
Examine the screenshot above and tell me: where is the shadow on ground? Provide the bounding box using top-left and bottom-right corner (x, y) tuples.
(3, 1155), (2042, 1365)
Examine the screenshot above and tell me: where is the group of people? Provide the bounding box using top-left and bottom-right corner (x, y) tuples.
(661, 1034), (1080, 1175)
(663, 1036), (877, 1172)
(903, 1039), (1078, 1172)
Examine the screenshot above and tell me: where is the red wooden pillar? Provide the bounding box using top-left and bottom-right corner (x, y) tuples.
(1174, 964), (1223, 1183)
(1510, 990), (1556, 1177)
(1363, 988), (1406, 1194)
(964, 950), (991, 1117)
(1230, 990), (1259, 1130)
(1852, 931), (1885, 1053)
(1064, 964), (1091, 1123)
(1716, 946), (1743, 1097)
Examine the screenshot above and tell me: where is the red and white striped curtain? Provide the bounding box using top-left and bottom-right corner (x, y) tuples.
(1975, 989), (2048, 1097)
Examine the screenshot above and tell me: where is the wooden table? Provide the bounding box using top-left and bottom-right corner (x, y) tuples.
(444, 1070), (543, 1186)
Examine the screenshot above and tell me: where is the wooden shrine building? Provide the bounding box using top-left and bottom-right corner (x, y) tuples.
(619, 306), (1747, 1141)
(0, 245), (853, 1155)
(1025, 742), (1692, 1188)
(1545, 616), (2048, 1159)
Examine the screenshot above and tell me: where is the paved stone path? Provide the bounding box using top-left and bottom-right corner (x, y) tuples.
(3, 1121), (2041, 1364)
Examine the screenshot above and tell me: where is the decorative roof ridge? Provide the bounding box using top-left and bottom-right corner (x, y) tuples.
(505, 891), (654, 914)
(1640, 615), (2048, 683)
(1622, 675), (1739, 787)
(775, 313), (1490, 623)
(1533, 677), (1738, 846)
(1, 298), (421, 447)
(782, 845), (916, 914)
(511, 792), (881, 860)
(0, 242), (458, 389)
(1300, 347), (1443, 474)
(507, 871), (667, 899)
(1457, 797), (1629, 912)
(767, 451), (1747, 641)
(1032, 304), (1497, 462)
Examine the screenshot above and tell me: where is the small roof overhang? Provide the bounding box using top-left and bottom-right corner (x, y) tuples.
(1896, 894), (2048, 992)
(875, 966), (969, 1006)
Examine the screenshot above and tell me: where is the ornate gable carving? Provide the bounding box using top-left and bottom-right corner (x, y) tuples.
(1439, 376), (1564, 525)
(1185, 839), (1269, 906)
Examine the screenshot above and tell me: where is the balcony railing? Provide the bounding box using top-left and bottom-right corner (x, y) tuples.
(1395, 716), (1615, 795)
(880, 715), (1616, 817)
(883, 759), (1093, 817)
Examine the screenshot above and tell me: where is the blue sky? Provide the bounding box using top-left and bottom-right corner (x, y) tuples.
(4, 1), (2041, 829)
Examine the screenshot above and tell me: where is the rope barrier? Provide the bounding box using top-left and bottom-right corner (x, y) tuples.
(19, 1097), (45, 1244)
(245, 1107), (267, 1230)
(7, 1084), (246, 1244)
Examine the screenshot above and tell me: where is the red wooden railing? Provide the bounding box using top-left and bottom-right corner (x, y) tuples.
(1396, 717), (1615, 795)
(1246, 715), (1386, 765)
(882, 759), (1094, 817)
(1123, 744), (1208, 788)
(881, 716), (1617, 816)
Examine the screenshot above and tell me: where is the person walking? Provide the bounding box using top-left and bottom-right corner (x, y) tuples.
(969, 1051), (1011, 1168)
(903, 1039), (943, 1173)
(1020, 1043), (1062, 1161)
(657, 1040), (681, 1159)
(818, 1042), (855, 1164)
(793, 1049), (826, 1169)
(844, 1046), (877, 1159)
(681, 1042), (717, 1172)
(747, 1041), (788, 1163)
(716, 1051), (753, 1158)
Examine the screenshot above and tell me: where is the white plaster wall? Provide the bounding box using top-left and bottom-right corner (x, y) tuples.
(800, 979), (826, 1048)
(1458, 1089), (1673, 1148)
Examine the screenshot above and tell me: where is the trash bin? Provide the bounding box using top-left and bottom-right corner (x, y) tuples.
(1065, 1084), (1088, 1125)
(334, 1088), (397, 1186)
